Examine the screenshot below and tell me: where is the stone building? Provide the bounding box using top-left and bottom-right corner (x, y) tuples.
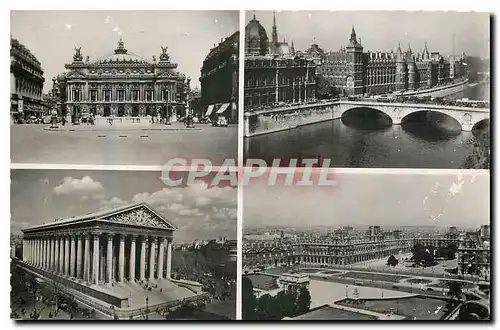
(244, 13), (317, 111)
(199, 31), (239, 123)
(317, 27), (466, 96)
(458, 225), (490, 279)
(10, 37), (45, 123)
(243, 230), (412, 268)
(56, 38), (189, 124)
(18, 203), (207, 318)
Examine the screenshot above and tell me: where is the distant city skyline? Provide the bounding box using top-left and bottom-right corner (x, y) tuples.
(248, 11), (490, 59)
(11, 170), (237, 243)
(244, 172), (489, 229)
(11, 10), (239, 92)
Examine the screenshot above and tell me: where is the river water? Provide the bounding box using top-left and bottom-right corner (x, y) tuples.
(244, 83), (490, 169)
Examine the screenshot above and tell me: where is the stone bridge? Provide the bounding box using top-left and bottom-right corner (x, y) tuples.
(338, 100), (490, 131)
(244, 100), (490, 137)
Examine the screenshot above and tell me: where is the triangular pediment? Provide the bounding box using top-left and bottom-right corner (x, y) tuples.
(156, 70), (177, 78)
(66, 70), (86, 79)
(100, 204), (175, 230)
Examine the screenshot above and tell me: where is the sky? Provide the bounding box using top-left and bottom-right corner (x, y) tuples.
(244, 172), (489, 229)
(11, 170), (237, 243)
(247, 11), (490, 59)
(10, 10), (239, 92)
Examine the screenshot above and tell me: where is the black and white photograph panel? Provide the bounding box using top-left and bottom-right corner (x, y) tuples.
(10, 10), (239, 166)
(10, 170), (237, 320)
(242, 172), (490, 320)
(243, 11), (490, 169)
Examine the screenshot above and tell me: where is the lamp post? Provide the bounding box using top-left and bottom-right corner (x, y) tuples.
(163, 88), (171, 126)
(145, 296), (149, 320)
(50, 108), (58, 129)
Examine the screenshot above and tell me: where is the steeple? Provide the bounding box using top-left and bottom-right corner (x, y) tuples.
(396, 42), (404, 62)
(422, 41), (430, 60)
(272, 11), (278, 45)
(252, 10), (256, 20)
(350, 25), (357, 43)
(290, 40), (295, 55)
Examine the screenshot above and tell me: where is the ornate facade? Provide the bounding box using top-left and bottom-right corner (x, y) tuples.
(10, 37), (45, 123)
(19, 203), (206, 317)
(243, 228), (412, 268)
(56, 38), (189, 123)
(458, 225), (490, 279)
(199, 31), (239, 123)
(317, 27), (466, 96)
(244, 13), (316, 111)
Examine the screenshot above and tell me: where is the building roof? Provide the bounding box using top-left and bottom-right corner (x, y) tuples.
(91, 38), (150, 64)
(22, 202), (176, 232)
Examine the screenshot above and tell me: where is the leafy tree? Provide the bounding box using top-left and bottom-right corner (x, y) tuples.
(462, 125), (490, 170)
(386, 255), (398, 267)
(277, 290), (297, 318)
(256, 294), (282, 320)
(295, 287), (311, 315)
(242, 277), (257, 320)
(316, 76), (337, 100)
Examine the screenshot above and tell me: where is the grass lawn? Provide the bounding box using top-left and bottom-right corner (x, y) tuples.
(245, 274), (278, 291)
(406, 278), (433, 284)
(321, 270), (343, 275)
(339, 272), (407, 283)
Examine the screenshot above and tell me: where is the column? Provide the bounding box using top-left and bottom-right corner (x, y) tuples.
(93, 233), (100, 285)
(292, 81), (296, 103)
(64, 235), (70, 275)
(55, 237), (60, 271)
(58, 236), (64, 273)
(48, 239), (52, 271)
(44, 239), (49, 268)
(139, 237), (147, 281)
(33, 239), (37, 266)
(118, 234), (125, 282)
(275, 68), (279, 103)
(149, 238), (156, 281)
(76, 235), (83, 279)
(70, 235), (76, 277)
(106, 233), (114, 284)
(129, 235), (137, 282)
(84, 234), (91, 282)
(157, 238), (165, 279)
(52, 238), (57, 271)
(166, 239), (172, 279)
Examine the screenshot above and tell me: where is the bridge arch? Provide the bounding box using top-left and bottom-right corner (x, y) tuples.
(400, 109), (463, 133)
(472, 118), (490, 132)
(340, 106), (393, 128)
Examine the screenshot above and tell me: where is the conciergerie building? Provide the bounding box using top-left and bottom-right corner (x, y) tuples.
(315, 26), (467, 96)
(55, 38), (190, 124)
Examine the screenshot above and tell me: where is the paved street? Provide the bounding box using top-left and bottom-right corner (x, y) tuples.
(11, 123), (237, 166)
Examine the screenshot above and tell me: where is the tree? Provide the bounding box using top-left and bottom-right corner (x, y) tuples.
(277, 290), (297, 318)
(295, 287), (311, 315)
(462, 125), (490, 170)
(242, 277), (257, 320)
(256, 294), (282, 320)
(386, 255), (398, 267)
(316, 76), (336, 100)
(447, 281), (463, 300)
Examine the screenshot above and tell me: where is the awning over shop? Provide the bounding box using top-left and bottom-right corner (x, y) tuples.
(205, 104), (214, 117)
(216, 103), (230, 114)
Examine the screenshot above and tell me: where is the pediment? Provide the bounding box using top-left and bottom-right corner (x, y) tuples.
(101, 205), (175, 230)
(156, 70), (177, 78)
(66, 70), (87, 79)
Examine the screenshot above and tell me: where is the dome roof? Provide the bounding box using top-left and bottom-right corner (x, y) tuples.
(245, 14), (269, 55)
(92, 38), (150, 64)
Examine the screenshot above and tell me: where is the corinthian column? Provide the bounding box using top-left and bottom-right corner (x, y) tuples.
(58, 236), (64, 273)
(84, 234), (91, 282)
(76, 234), (83, 279)
(70, 235), (76, 277)
(166, 239), (172, 279)
(93, 233), (100, 285)
(129, 235), (136, 282)
(157, 237), (165, 279)
(64, 235), (70, 275)
(48, 239), (52, 271)
(139, 237), (147, 281)
(118, 234), (125, 282)
(54, 237), (60, 271)
(106, 233), (114, 284)
(149, 238), (156, 281)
